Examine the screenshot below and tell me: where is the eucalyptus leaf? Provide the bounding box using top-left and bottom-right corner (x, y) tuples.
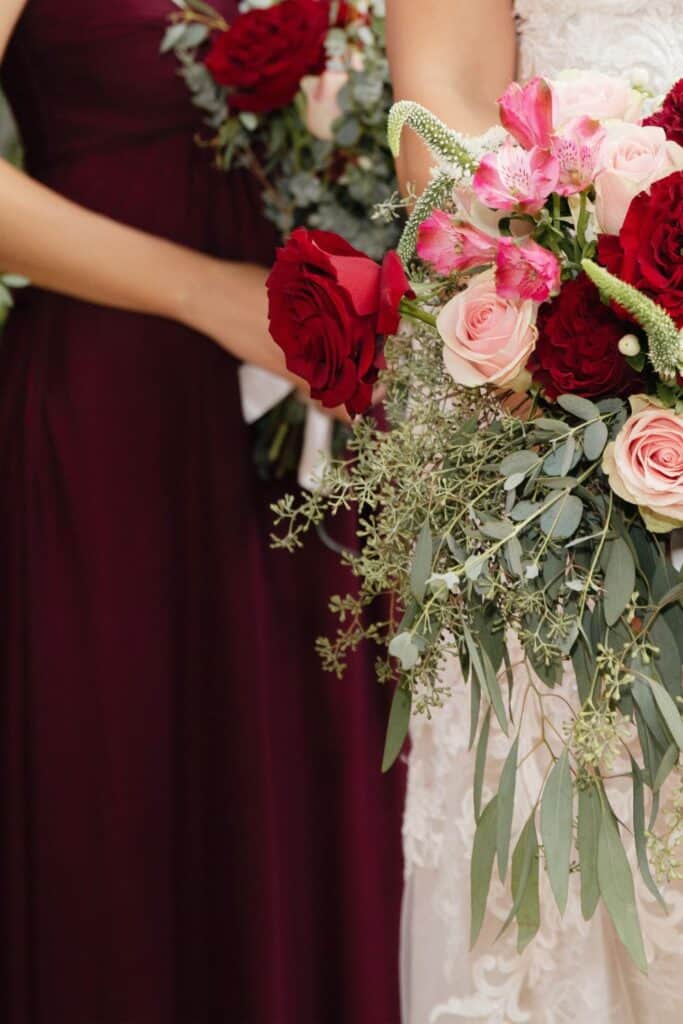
(540, 494), (583, 541)
(540, 749), (573, 915)
(504, 471), (526, 492)
(631, 757), (667, 909)
(597, 803), (647, 973)
(496, 736), (518, 882)
(603, 538), (636, 627)
(498, 813), (538, 941)
(557, 394), (601, 421)
(653, 742), (679, 794)
(543, 438), (577, 477)
(534, 418), (570, 436)
(632, 679), (670, 750)
(181, 22), (209, 47)
(505, 537), (524, 577)
(388, 631), (423, 671)
(578, 785), (601, 921)
(381, 685), (411, 772)
(649, 614), (683, 699)
(470, 796), (499, 948)
(650, 680), (683, 751)
(499, 451), (540, 477)
(469, 664), (482, 751)
(514, 821), (540, 953)
(474, 708), (492, 822)
(160, 22), (190, 52)
(510, 500), (542, 522)
(410, 521), (433, 602)
(583, 419), (609, 460)
(464, 627), (508, 734)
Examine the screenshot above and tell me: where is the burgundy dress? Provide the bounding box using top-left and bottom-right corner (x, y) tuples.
(0, 2), (404, 1022)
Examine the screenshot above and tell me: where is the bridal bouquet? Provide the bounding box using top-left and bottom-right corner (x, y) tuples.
(268, 72), (683, 967)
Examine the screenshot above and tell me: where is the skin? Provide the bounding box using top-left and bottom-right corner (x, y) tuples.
(386, 0), (517, 194)
(0, 0), (352, 420)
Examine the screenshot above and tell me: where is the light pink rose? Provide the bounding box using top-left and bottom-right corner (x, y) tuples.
(473, 140), (559, 213)
(437, 269), (538, 390)
(300, 70), (348, 141)
(416, 210), (498, 275)
(498, 76), (554, 151)
(594, 122), (683, 234)
(551, 116), (605, 196)
(495, 238), (560, 302)
(550, 70), (643, 127)
(602, 398), (683, 531)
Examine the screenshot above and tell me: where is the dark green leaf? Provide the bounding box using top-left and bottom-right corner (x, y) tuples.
(470, 796), (499, 948)
(540, 749), (573, 915)
(597, 802), (647, 973)
(381, 686), (411, 773)
(410, 521), (433, 602)
(473, 708), (491, 823)
(578, 785), (601, 920)
(603, 538), (636, 626)
(496, 736), (518, 882)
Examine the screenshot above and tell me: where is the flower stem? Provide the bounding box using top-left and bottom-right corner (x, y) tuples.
(399, 299), (437, 328)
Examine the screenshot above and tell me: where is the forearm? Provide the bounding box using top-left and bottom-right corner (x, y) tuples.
(386, 0), (517, 194)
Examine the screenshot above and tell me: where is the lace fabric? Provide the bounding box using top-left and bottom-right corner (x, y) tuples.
(401, 5), (683, 1020)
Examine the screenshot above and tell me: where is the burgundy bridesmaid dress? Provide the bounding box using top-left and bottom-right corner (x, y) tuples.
(0, 2), (404, 1022)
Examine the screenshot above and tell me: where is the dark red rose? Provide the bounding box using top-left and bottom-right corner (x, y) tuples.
(205, 0), (329, 114)
(529, 273), (642, 400)
(644, 78), (683, 146)
(267, 229), (412, 415)
(598, 171), (683, 327)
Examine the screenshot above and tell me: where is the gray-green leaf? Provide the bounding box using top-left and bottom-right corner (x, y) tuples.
(557, 394), (601, 421)
(578, 785), (601, 921)
(381, 686), (411, 773)
(470, 796), (499, 948)
(474, 707), (491, 822)
(597, 803), (647, 973)
(540, 749), (573, 915)
(650, 680), (683, 751)
(604, 538), (636, 626)
(583, 419), (609, 460)
(496, 736), (518, 882)
(410, 521), (433, 602)
(540, 494), (583, 540)
(631, 756), (667, 909)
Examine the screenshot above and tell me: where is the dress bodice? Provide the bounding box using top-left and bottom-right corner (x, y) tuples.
(515, 0), (683, 95)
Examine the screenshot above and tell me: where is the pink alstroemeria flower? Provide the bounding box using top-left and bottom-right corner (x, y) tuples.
(416, 210), (498, 274)
(551, 116), (606, 196)
(495, 237), (561, 302)
(473, 140), (560, 213)
(498, 76), (554, 151)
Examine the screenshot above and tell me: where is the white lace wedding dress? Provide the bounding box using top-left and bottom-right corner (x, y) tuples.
(401, 3), (683, 1022)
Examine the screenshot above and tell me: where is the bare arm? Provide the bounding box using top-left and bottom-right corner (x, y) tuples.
(0, 0), (294, 382)
(386, 0), (517, 193)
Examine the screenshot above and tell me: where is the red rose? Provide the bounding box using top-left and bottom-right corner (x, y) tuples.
(644, 78), (683, 146)
(529, 274), (642, 400)
(205, 0), (329, 114)
(598, 171), (683, 327)
(267, 229), (412, 415)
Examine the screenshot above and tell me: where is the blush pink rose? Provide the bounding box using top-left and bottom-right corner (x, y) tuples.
(498, 76), (554, 151)
(550, 70), (643, 127)
(300, 70), (348, 141)
(437, 269), (538, 390)
(551, 116), (605, 196)
(594, 123), (683, 234)
(416, 210), (498, 274)
(495, 238), (560, 302)
(602, 398), (683, 531)
(473, 140), (559, 213)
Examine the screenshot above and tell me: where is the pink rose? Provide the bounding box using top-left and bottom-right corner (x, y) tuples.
(594, 123), (683, 235)
(495, 238), (560, 302)
(550, 70), (643, 127)
(551, 116), (605, 196)
(602, 398), (683, 531)
(437, 269), (538, 390)
(473, 140), (559, 213)
(498, 76), (554, 151)
(300, 70), (348, 141)
(416, 210), (498, 275)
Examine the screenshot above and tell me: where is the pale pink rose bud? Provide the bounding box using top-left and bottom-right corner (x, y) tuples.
(551, 116), (605, 196)
(473, 140), (559, 213)
(437, 269), (538, 390)
(300, 70), (348, 141)
(416, 210), (498, 275)
(495, 237), (560, 302)
(594, 123), (683, 234)
(498, 76), (554, 151)
(550, 70), (644, 127)
(603, 398), (683, 531)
